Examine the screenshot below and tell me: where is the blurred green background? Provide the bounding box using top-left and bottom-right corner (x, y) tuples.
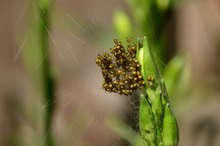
(0, 0), (220, 146)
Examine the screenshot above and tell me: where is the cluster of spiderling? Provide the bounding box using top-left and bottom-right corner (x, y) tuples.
(146, 75), (156, 87)
(96, 39), (145, 96)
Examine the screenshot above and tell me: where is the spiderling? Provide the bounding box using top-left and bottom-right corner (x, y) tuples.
(96, 39), (145, 95)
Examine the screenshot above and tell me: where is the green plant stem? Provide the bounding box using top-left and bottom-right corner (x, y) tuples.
(38, 0), (55, 146)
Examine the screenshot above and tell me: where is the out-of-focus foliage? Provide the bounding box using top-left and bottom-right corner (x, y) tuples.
(113, 10), (132, 43)
(23, 0), (56, 146)
(163, 55), (190, 100)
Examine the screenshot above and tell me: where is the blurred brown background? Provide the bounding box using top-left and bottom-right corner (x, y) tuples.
(0, 0), (220, 146)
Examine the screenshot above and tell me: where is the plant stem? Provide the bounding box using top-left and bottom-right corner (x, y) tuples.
(38, 0), (55, 146)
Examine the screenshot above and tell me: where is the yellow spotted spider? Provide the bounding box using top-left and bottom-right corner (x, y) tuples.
(96, 39), (145, 95)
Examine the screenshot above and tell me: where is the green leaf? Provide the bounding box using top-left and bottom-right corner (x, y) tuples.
(152, 92), (163, 144)
(137, 37), (156, 85)
(39, 0), (51, 11)
(162, 104), (179, 146)
(113, 10), (132, 42)
(139, 93), (156, 146)
(163, 55), (185, 96)
(156, 0), (171, 11)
